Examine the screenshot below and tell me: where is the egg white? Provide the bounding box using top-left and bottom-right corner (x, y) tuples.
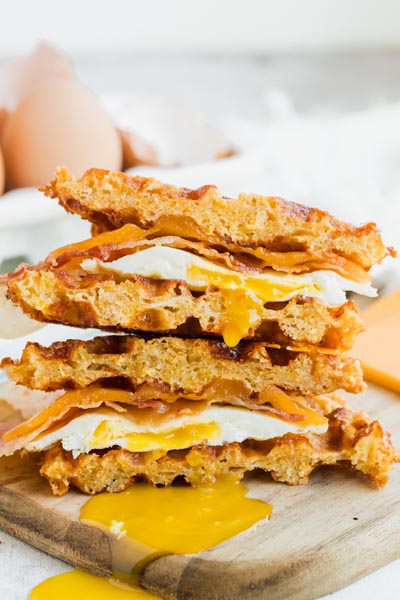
(27, 404), (328, 458)
(81, 246), (376, 306)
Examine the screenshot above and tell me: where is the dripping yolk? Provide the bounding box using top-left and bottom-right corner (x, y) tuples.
(29, 480), (272, 599)
(219, 288), (264, 347)
(187, 264), (318, 346)
(81, 478), (272, 556)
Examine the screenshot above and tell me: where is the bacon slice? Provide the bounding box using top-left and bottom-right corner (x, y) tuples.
(39, 224), (373, 282)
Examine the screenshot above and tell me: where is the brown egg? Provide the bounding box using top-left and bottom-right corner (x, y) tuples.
(2, 81), (122, 189)
(0, 144), (4, 195)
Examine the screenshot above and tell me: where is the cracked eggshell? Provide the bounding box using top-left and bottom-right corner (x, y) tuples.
(118, 127), (158, 169)
(2, 80), (122, 190)
(0, 42), (74, 111)
(110, 95), (235, 167)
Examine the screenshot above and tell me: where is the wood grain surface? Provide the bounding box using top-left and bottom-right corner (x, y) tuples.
(0, 384), (399, 600)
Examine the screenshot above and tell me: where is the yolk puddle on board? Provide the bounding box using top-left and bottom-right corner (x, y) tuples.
(28, 478), (272, 599)
(81, 477), (271, 560)
(29, 569), (160, 599)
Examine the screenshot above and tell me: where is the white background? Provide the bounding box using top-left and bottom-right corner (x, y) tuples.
(1, 0), (400, 58)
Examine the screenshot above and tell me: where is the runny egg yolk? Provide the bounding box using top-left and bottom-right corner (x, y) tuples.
(29, 479), (272, 599)
(187, 264), (317, 301)
(90, 421), (221, 452)
(219, 287), (264, 347)
(80, 478), (271, 559)
(28, 569), (159, 599)
(187, 265), (319, 347)
(81, 246), (376, 347)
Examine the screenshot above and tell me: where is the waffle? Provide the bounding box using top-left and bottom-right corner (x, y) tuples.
(42, 167), (392, 272)
(1, 335), (365, 396)
(39, 407), (399, 495)
(6, 267), (364, 350)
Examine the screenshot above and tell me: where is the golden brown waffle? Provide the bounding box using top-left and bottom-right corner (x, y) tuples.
(42, 167), (392, 272)
(1, 335), (365, 396)
(39, 407), (399, 495)
(6, 267), (364, 351)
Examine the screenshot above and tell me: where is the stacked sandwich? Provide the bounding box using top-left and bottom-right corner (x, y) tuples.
(0, 167), (398, 495)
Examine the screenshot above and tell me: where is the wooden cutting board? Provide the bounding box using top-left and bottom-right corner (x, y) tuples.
(0, 384), (399, 600)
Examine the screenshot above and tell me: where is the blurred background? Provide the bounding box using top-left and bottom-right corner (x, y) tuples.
(0, 0), (399, 285)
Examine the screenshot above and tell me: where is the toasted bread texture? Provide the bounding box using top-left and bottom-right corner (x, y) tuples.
(42, 167), (392, 271)
(39, 407), (399, 495)
(1, 335), (365, 396)
(7, 266), (364, 350)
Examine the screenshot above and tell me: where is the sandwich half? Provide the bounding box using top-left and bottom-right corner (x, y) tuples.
(43, 167), (391, 276)
(1, 336), (397, 494)
(7, 177), (391, 349)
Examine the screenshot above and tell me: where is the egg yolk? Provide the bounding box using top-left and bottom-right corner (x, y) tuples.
(29, 478), (271, 599)
(188, 264), (314, 302)
(29, 479), (272, 599)
(81, 478), (271, 562)
(28, 569), (159, 600)
(187, 264), (319, 346)
(90, 422), (221, 452)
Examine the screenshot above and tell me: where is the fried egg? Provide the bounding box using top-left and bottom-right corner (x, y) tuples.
(27, 403), (328, 458)
(81, 246), (376, 307)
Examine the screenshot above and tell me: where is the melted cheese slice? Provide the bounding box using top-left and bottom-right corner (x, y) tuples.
(81, 247), (376, 346)
(26, 403), (328, 458)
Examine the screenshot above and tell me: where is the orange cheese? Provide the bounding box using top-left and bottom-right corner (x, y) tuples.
(360, 288), (400, 325)
(258, 386), (327, 428)
(352, 289), (400, 393)
(48, 224), (155, 262)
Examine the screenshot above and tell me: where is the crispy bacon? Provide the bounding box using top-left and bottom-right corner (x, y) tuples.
(227, 397), (304, 421)
(0, 263), (33, 285)
(41, 223), (371, 282)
